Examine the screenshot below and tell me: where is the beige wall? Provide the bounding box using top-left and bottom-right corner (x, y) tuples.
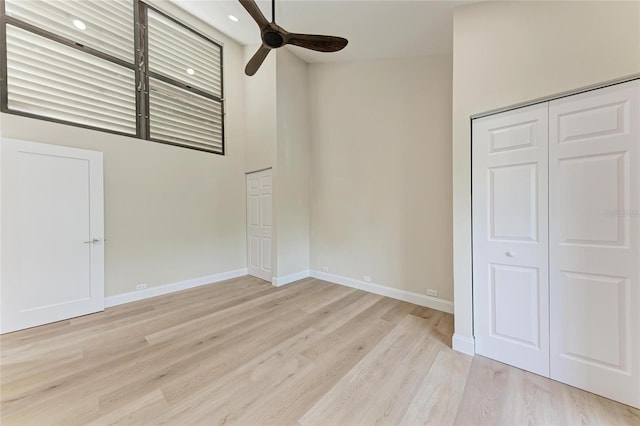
(244, 45), (277, 173)
(452, 1), (640, 347)
(243, 47), (311, 280)
(275, 49), (311, 278)
(309, 56), (453, 300)
(0, 0), (248, 297)
(243, 45), (278, 279)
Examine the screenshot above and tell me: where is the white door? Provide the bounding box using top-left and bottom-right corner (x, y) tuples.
(549, 81), (640, 408)
(246, 169), (272, 282)
(472, 104), (550, 376)
(1, 139), (105, 334)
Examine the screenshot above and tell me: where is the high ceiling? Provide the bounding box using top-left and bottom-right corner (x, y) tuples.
(171, 0), (472, 63)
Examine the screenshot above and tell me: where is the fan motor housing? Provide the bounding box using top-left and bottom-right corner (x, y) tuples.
(264, 31), (284, 48)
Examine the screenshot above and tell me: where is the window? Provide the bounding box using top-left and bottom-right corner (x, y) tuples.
(146, 9), (223, 153)
(0, 0), (224, 154)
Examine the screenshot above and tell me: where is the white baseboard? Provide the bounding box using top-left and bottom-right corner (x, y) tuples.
(105, 268), (248, 308)
(452, 334), (475, 356)
(272, 270), (310, 287)
(310, 270), (454, 314)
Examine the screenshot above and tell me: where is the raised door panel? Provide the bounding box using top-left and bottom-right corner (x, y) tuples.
(249, 236), (260, 269)
(489, 120), (538, 153)
(549, 80), (639, 408)
(490, 264), (541, 348)
(556, 100), (628, 144)
(261, 237), (272, 272)
(489, 163), (538, 242)
(472, 103), (550, 377)
(560, 272), (628, 371)
(261, 193), (272, 229)
(558, 153), (628, 246)
(249, 194), (260, 228)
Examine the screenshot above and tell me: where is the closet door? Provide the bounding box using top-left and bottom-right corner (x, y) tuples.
(472, 104), (550, 376)
(549, 80), (640, 408)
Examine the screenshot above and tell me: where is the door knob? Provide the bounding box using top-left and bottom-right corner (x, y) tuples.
(506, 251), (516, 257)
(84, 238), (101, 244)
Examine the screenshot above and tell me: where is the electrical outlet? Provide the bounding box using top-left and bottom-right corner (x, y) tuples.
(322, 266), (329, 273)
(427, 289), (438, 297)
(136, 283), (147, 291)
(363, 275), (372, 282)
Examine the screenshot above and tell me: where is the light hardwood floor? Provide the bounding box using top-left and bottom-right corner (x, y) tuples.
(1, 276), (638, 425)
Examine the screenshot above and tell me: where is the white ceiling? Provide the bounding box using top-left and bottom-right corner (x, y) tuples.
(171, 0), (472, 63)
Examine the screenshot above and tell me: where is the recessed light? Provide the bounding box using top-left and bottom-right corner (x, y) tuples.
(186, 68), (195, 75)
(72, 19), (86, 31)
(228, 14), (239, 22)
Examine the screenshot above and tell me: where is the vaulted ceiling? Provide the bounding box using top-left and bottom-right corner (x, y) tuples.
(171, 0), (472, 63)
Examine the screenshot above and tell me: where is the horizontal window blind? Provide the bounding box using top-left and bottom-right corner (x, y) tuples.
(147, 9), (222, 98)
(1, 1), (225, 154)
(5, 0), (134, 62)
(6, 25), (137, 134)
(149, 78), (223, 153)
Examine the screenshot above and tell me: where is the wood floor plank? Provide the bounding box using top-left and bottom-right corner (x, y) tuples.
(454, 355), (511, 425)
(310, 292), (382, 335)
(300, 314), (441, 426)
(238, 318), (396, 426)
(157, 330), (320, 425)
(0, 280), (272, 363)
(1, 276), (638, 425)
(2, 292), (310, 419)
(400, 350), (472, 426)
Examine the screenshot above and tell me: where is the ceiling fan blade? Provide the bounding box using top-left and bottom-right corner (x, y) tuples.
(245, 45), (271, 76)
(286, 33), (348, 52)
(239, 0), (269, 28)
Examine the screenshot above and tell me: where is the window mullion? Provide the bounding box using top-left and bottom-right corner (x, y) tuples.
(1, 0), (9, 111)
(147, 70), (222, 102)
(134, 0), (148, 139)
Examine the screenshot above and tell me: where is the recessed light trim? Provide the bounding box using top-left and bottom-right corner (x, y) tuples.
(186, 68), (195, 75)
(72, 19), (86, 31)
(228, 14), (239, 22)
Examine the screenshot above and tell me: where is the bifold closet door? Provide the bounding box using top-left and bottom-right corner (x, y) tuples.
(549, 80), (640, 408)
(472, 104), (550, 377)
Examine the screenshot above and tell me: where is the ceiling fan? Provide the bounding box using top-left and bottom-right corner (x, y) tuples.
(239, 0), (348, 76)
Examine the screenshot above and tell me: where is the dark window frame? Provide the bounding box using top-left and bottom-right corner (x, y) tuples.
(0, 0), (225, 155)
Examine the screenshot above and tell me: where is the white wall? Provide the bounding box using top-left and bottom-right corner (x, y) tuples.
(309, 56), (453, 301)
(275, 49), (311, 279)
(452, 0), (640, 353)
(0, 0), (248, 297)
